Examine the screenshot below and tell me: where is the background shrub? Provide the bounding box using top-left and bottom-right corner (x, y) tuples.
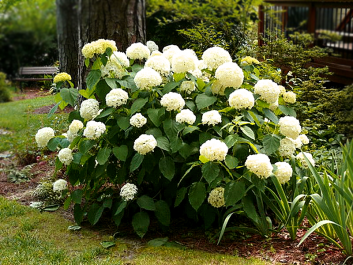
(0, 72), (11, 103)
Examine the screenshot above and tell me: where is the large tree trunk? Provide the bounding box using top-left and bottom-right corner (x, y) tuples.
(77, 0), (146, 90)
(56, 0), (79, 86)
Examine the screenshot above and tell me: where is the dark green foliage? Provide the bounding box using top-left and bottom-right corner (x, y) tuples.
(0, 72), (11, 103)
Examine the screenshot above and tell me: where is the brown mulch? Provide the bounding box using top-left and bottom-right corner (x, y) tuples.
(1, 88), (352, 265)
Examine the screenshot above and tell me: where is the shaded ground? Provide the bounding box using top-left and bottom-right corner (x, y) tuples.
(0, 88), (351, 265)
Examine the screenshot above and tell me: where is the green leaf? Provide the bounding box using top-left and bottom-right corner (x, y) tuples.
(42, 205), (60, 212)
(87, 203), (104, 225)
(78, 139), (96, 154)
(170, 137), (182, 153)
(117, 116), (130, 130)
(147, 237), (169, 247)
(146, 128), (163, 138)
(100, 241), (116, 249)
(71, 189), (83, 204)
(60, 88), (79, 107)
(225, 181), (246, 206)
(217, 212), (235, 245)
(137, 195), (156, 211)
(155, 200), (171, 226)
(240, 126), (255, 140)
(224, 134), (238, 148)
(47, 102), (60, 118)
(131, 98), (148, 115)
(68, 225), (81, 231)
(179, 143), (192, 159)
(263, 134), (281, 155)
(202, 162), (220, 184)
(104, 78), (118, 88)
(96, 147), (111, 165)
(79, 88), (95, 99)
(132, 211), (150, 238)
(85, 58), (90, 68)
(278, 105), (296, 117)
(159, 157), (175, 181)
(263, 108), (279, 124)
(298, 220), (338, 247)
(130, 153), (144, 172)
(47, 137), (62, 151)
(183, 126), (200, 135)
(163, 81), (179, 93)
(225, 155), (238, 169)
(86, 69), (101, 90)
(195, 94), (217, 110)
(188, 182), (206, 211)
(243, 196), (259, 223)
(74, 204), (84, 225)
(113, 145), (128, 161)
(96, 80), (112, 102)
(173, 72), (185, 82)
(114, 201), (127, 216)
(147, 108), (165, 127)
(156, 137), (170, 152)
(174, 187), (187, 207)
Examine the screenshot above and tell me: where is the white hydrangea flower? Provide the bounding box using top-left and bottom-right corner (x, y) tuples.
(58, 148), (73, 166)
(111, 51), (130, 67)
(245, 154), (273, 179)
(100, 59), (127, 79)
(274, 162), (292, 184)
(188, 68), (202, 78)
(53, 179), (68, 192)
(179, 81), (196, 94)
(130, 113), (147, 128)
(146, 40), (159, 53)
(120, 183), (138, 201)
(211, 80), (226, 95)
(278, 85), (286, 96)
(160, 92), (185, 111)
(279, 116), (302, 139)
(35, 127), (55, 148)
(229, 89), (254, 110)
(254, 79), (280, 104)
(202, 47), (232, 70)
(82, 39), (117, 59)
(145, 55), (171, 76)
(171, 50), (197, 73)
(299, 134), (310, 145)
(202, 110), (222, 126)
(293, 137), (303, 149)
(208, 187), (225, 208)
(269, 100), (279, 111)
(134, 67), (162, 90)
(133, 134), (157, 155)
(126, 42), (150, 60)
(106, 88), (129, 108)
(296, 152), (315, 168)
(68, 120), (83, 134)
(151, 51), (163, 57)
(176, 109), (196, 125)
(162, 45), (180, 52)
(200, 139), (228, 161)
(283, 91), (296, 104)
(215, 62), (244, 89)
(83, 121), (106, 140)
(67, 131), (77, 143)
(80, 99), (100, 120)
(163, 45), (181, 64)
(278, 137), (296, 157)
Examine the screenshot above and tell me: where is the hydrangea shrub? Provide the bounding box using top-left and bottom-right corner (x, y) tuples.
(37, 39), (313, 237)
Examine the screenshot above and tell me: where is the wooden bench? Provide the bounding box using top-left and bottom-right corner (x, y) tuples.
(12, 66), (59, 91)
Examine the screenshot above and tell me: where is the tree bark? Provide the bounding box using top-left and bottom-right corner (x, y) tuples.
(56, 0), (79, 86)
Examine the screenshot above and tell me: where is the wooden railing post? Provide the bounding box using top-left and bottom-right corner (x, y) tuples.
(307, 3), (316, 34)
(258, 5), (265, 46)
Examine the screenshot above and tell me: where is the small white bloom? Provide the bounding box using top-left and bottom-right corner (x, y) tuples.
(202, 110), (222, 126)
(254, 79), (280, 104)
(160, 92), (185, 111)
(163, 45), (181, 64)
(293, 137), (303, 149)
(106, 88), (129, 108)
(179, 81), (196, 94)
(35, 127), (55, 148)
(53, 179), (68, 192)
(211, 80), (226, 95)
(274, 162), (292, 184)
(269, 100), (279, 111)
(278, 137), (296, 157)
(126, 42), (150, 60)
(176, 109), (196, 125)
(200, 139), (228, 162)
(133, 134), (157, 155)
(202, 47), (232, 70)
(299, 134), (310, 145)
(283, 91), (296, 104)
(100, 59), (127, 79)
(145, 55), (171, 76)
(68, 120), (83, 134)
(229, 89), (254, 110)
(215, 62), (244, 89)
(134, 67), (162, 90)
(111, 51), (130, 67)
(279, 116), (302, 139)
(208, 187), (225, 208)
(130, 113), (147, 128)
(245, 154), (273, 179)
(83, 121), (106, 140)
(171, 50), (197, 73)
(120, 183), (138, 201)
(146, 40), (159, 53)
(80, 99), (100, 120)
(296, 152), (315, 168)
(58, 148), (73, 165)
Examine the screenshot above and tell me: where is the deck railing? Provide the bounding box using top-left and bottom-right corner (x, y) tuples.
(259, 0), (353, 84)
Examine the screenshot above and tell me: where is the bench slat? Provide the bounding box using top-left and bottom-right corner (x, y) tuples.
(19, 66), (58, 75)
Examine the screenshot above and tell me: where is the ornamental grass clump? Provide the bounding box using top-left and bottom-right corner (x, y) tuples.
(36, 39), (317, 239)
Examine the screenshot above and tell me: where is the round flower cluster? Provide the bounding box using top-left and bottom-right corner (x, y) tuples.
(160, 92), (185, 111)
(83, 121), (106, 140)
(147, 40), (159, 53)
(80, 99), (100, 120)
(179, 81), (196, 94)
(134, 67), (162, 90)
(241, 56), (260, 65)
(293, 137), (303, 149)
(53, 72), (71, 83)
(279, 116), (301, 139)
(283, 91), (296, 104)
(130, 113), (147, 128)
(67, 120), (83, 142)
(296, 152), (315, 168)
(278, 85), (286, 95)
(215, 62), (244, 89)
(133, 134), (157, 155)
(162, 45), (180, 63)
(82, 39), (117, 59)
(269, 100), (279, 111)
(299, 134), (310, 145)
(100, 60), (126, 79)
(120, 183), (138, 201)
(229, 89), (254, 110)
(145, 55), (171, 76)
(254, 79), (280, 104)
(151, 51), (162, 57)
(202, 110), (222, 126)
(211, 80), (226, 95)
(53, 179), (68, 192)
(58, 148), (73, 165)
(176, 109), (196, 125)
(200, 139), (228, 162)
(208, 187), (225, 208)
(278, 137), (296, 157)
(274, 162), (292, 184)
(245, 154), (273, 179)
(110, 51), (130, 67)
(202, 47), (232, 70)
(126, 42), (150, 60)
(35, 127), (55, 148)
(171, 50), (197, 73)
(106, 88), (129, 108)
